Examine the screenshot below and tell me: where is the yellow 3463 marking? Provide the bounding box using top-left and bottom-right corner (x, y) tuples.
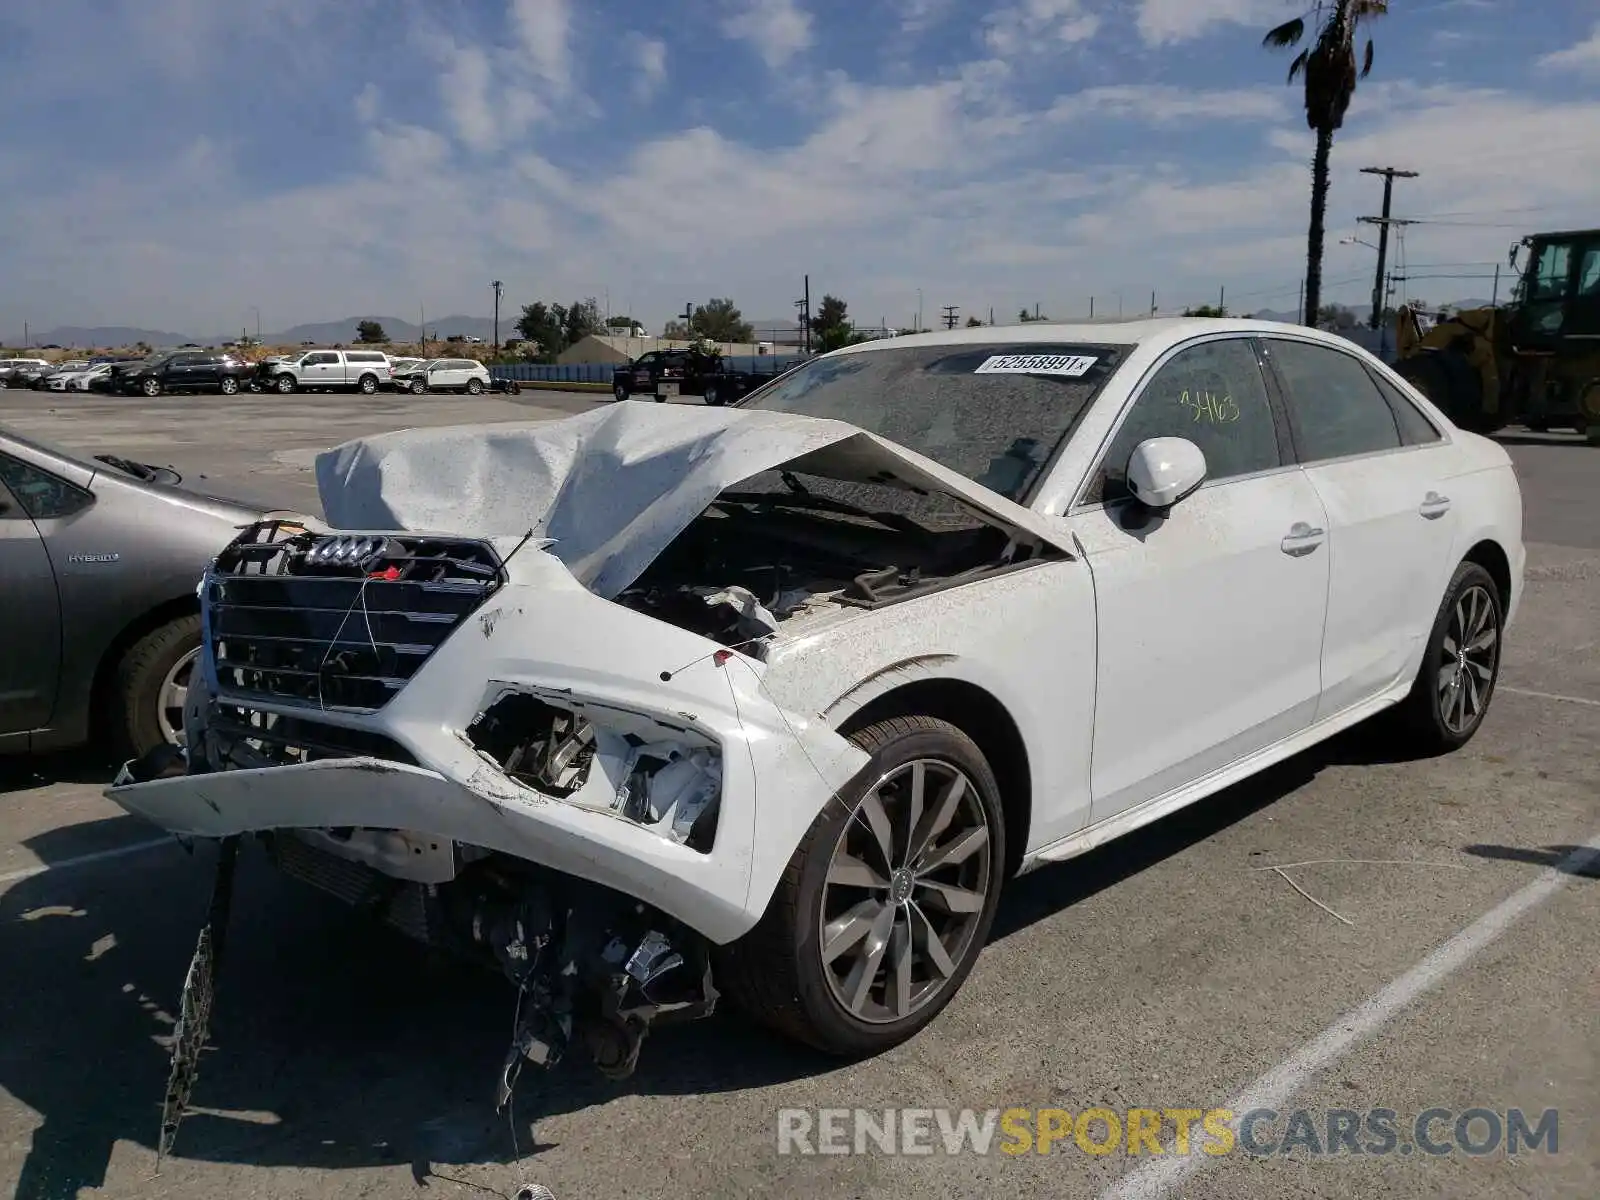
(1179, 389), (1240, 423)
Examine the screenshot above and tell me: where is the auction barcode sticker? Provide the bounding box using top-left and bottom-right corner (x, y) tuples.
(973, 354), (1098, 377)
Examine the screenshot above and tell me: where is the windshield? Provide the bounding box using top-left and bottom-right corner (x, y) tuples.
(736, 341), (1133, 503)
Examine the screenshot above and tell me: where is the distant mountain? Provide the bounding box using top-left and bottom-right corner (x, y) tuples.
(259, 314), (499, 345)
(31, 325), (197, 348)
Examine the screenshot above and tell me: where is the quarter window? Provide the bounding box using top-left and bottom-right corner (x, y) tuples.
(1269, 339), (1402, 462)
(0, 453), (94, 520)
(1091, 338), (1280, 504)
(1369, 369), (1443, 446)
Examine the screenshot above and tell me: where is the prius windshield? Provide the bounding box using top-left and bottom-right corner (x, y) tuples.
(737, 341), (1132, 503)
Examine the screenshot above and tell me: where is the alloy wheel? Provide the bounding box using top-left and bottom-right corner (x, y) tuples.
(818, 758), (994, 1024)
(1438, 584), (1499, 735)
(157, 647), (200, 746)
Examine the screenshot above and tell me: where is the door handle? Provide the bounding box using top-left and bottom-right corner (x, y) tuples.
(1419, 491), (1452, 519)
(1281, 522), (1326, 557)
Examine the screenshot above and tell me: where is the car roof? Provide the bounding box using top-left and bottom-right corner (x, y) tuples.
(825, 317), (1367, 358)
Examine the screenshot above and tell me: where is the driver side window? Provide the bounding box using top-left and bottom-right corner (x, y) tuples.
(1088, 338), (1281, 505)
(0, 453), (94, 520)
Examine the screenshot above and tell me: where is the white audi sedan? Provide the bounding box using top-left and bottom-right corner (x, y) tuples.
(107, 318), (1522, 1088)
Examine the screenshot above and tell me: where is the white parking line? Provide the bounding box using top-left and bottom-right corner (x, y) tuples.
(0, 836), (177, 887)
(1501, 686), (1600, 709)
(1098, 833), (1600, 1200)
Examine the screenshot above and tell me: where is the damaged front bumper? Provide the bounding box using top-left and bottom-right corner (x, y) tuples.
(105, 526), (871, 948)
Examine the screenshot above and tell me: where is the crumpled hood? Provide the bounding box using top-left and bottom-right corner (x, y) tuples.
(315, 403), (1074, 599)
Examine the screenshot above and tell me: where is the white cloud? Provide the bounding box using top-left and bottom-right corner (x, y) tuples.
(440, 46), (500, 152)
(628, 34), (668, 100)
(984, 0), (1101, 55)
(896, 0), (956, 33)
(1047, 84), (1285, 123)
(511, 0), (573, 92)
(1135, 0), (1300, 47)
(722, 0), (814, 69)
(354, 82), (380, 123)
(1538, 24), (1600, 74)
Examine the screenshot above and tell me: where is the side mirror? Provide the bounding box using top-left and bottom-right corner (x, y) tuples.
(1126, 437), (1207, 511)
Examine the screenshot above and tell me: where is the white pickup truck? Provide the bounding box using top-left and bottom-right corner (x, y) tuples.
(253, 349), (393, 395)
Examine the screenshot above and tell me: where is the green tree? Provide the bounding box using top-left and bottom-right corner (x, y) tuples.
(356, 320), (388, 343)
(689, 298), (754, 343)
(1183, 304), (1230, 317)
(605, 315), (637, 330)
(514, 302), (566, 363)
(1265, 1), (1388, 326)
(562, 297), (602, 348)
(965, 316), (985, 327)
(810, 294), (854, 352)
(1317, 303), (1360, 330)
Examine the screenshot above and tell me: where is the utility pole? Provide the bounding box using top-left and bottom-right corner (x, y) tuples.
(941, 305), (959, 330)
(1358, 166), (1419, 329)
(1090, 296), (1095, 318)
(793, 274), (811, 353)
(490, 280), (504, 356)
(1491, 262), (1500, 308)
(1219, 285), (1226, 313)
(1298, 278), (1305, 324)
(1150, 290), (1157, 316)
(420, 304), (426, 354)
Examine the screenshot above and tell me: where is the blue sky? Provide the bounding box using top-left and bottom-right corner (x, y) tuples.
(2, 0), (1598, 339)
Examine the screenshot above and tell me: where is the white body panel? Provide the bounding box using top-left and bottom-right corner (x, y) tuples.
(1066, 467), (1331, 821)
(104, 318), (1526, 951)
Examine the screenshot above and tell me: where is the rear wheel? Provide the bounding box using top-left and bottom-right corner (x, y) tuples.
(703, 383), (721, 406)
(466, 377), (484, 395)
(358, 373), (379, 395)
(1393, 562), (1503, 753)
(107, 615), (203, 761)
(718, 715), (1005, 1057)
(219, 376), (239, 395)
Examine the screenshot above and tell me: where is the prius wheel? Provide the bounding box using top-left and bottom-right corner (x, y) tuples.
(718, 715), (1005, 1057)
(107, 614), (203, 761)
(1396, 562), (1503, 752)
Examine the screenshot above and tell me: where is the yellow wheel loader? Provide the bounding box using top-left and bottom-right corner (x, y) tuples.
(1393, 228), (1600, 445)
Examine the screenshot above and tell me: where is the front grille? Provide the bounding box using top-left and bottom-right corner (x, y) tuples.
(204, 518), (505, 713)
(207, 701), (418, 768)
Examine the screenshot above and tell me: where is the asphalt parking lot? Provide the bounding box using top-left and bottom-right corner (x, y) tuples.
(1, 391), (1596, 1200)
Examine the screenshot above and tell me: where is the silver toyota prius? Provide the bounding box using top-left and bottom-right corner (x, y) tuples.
(1, 426), (263, 760)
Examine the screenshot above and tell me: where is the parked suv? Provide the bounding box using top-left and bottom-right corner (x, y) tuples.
(389, 357), (491, 395)
(255, 349), (392, 395)
(115, 352), (254, 397)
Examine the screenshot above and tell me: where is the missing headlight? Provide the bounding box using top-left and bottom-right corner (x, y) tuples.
(465, 691), (722, 853)
(466, 692), (597, 798)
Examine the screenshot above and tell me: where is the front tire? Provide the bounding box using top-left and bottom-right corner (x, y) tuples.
(107, 615), (202, 761)
(409, 377), (426, 395)
(274, 374), (296, 394)
(142, 377), (161, 397)
(703, 383), (721, 406)
(718, 715), (1005, 1057)
(614, 381), (630, 401)
(1394, 562), (1504, 753)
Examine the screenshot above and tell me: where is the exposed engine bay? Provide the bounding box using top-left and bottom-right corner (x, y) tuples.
(617, 469), (1053, 657)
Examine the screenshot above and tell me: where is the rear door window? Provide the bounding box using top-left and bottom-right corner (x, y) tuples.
(1267, 339), (1403, 463)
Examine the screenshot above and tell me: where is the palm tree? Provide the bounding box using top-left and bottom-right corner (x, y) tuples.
(1264, 1), (1387, 326)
